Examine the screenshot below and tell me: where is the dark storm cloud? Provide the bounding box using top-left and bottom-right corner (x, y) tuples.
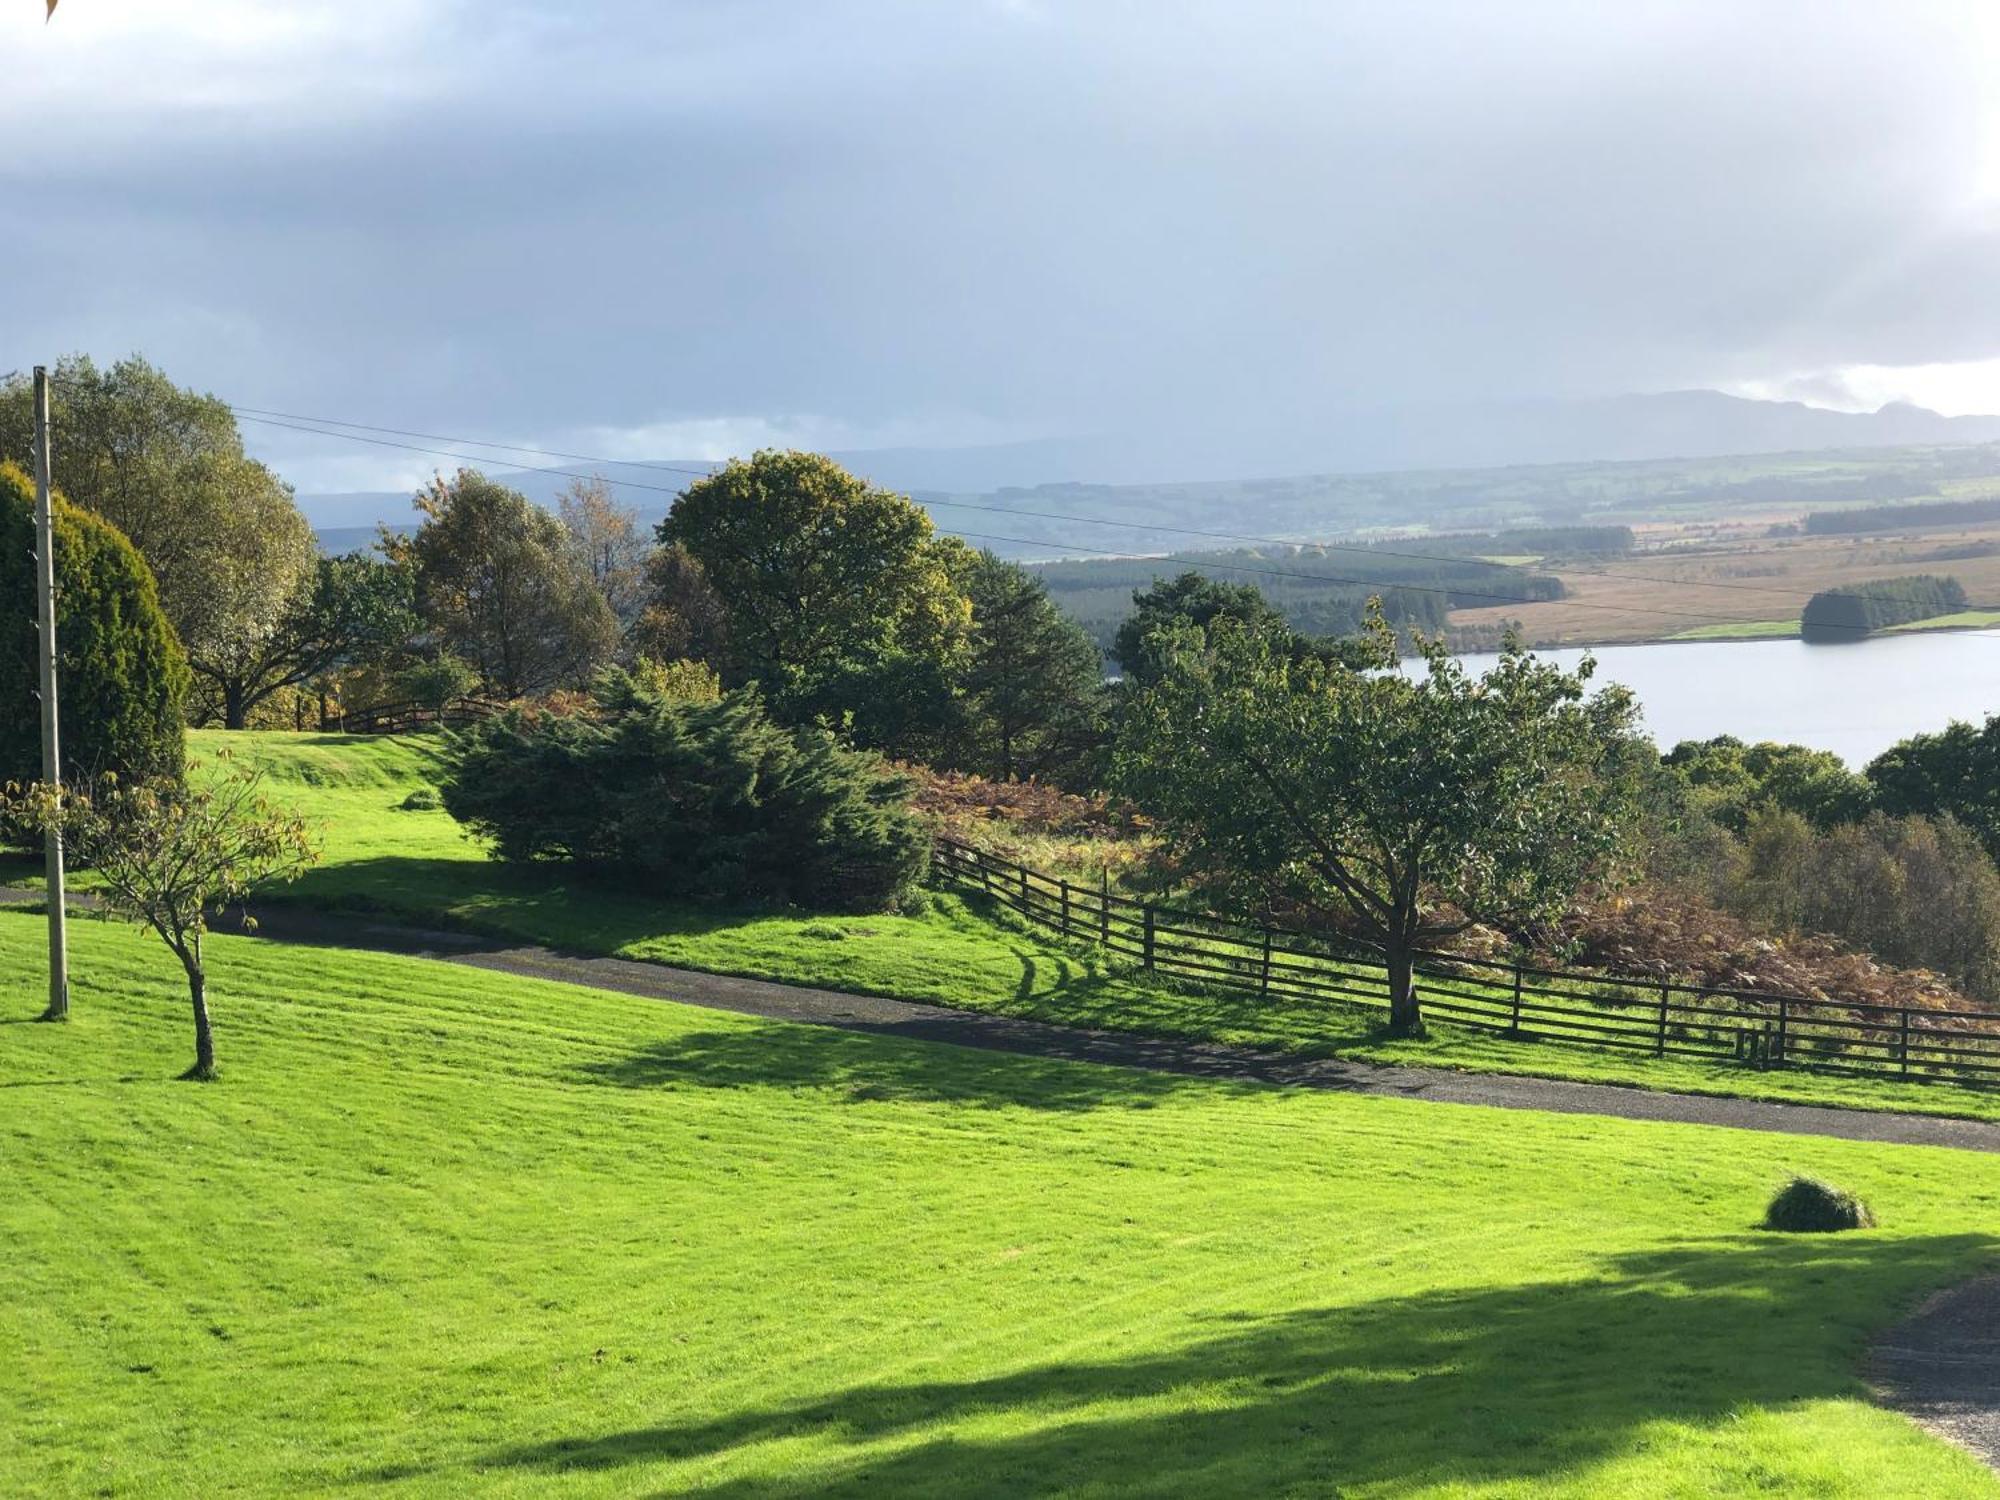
(7, 0), (2000, 487)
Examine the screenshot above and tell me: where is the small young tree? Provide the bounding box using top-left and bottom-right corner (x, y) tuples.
(1113, 613), (1640, 1035)
(4, 763), (320, 1078)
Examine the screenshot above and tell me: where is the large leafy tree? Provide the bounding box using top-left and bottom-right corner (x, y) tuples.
(1111, 570), (1358, 685)
(1114, 615), (1640, 1035)
(1867, 716), (2000, 860)
(0, 462), (187, 790)
(558, 477), (651, 641)
(656, 450), (971, 698)
(191, 552), (418, 730)
(1664, 734), (1871, 833)
(386, 470), (618, 699)
(0, 355), (318, 685)
(961, 549), (1105, 782)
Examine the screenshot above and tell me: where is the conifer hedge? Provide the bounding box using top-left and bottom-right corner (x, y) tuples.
(441, 670), (929, 911)
(0, 463), (187, 791)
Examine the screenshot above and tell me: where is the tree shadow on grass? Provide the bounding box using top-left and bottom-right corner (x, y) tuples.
(480, 1233), (1995, 1498)
(573, 1024), (1247, 1113)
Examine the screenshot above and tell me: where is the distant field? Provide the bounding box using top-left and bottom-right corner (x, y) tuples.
(6, 910), (2000, 1496)
(1457, 518), (2000, 648)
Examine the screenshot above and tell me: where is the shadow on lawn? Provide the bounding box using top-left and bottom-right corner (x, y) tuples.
(573, 1025), (1247, 1112)
(480, 1233), (1994, 1497)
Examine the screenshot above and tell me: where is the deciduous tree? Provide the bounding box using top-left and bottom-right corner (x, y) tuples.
(3, 762), (319, 1078)
(191, 552), (417, 730)
(656, 450), (971, 697)
(1113, 615), (1639, 1035)
(386, 469), (618, 699)
(0, 355), (318, 680)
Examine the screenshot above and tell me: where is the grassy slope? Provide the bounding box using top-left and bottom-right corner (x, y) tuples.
(1885, 609), (2000, 634)
(147, 732), (2000, 1123)
(4, 909), (2000, 1498)
(1668, 619), (1798, 641)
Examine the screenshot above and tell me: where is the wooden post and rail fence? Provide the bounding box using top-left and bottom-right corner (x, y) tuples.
(930, 835), (2000, 1091)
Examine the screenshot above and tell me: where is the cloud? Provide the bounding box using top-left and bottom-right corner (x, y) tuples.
(10, 1), (2000, 488)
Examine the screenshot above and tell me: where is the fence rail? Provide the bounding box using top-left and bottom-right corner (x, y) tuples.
(319, 699), (505, 735)
(930, 837), (2000, 1091)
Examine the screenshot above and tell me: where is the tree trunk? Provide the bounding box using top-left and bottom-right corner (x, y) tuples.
(183, 957), (216, 1081)
(1384, 941), (1426, 1038)
(223, 683), (248, 732)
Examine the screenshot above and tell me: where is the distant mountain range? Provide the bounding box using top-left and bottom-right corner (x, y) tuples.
(303, 388), (2000, 543)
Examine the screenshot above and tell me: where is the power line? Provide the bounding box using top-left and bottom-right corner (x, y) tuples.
(233, 398), (1847, 612)
(228, 405), (718, 480)
(221, 401), (1999, 640)
(232, 414), (697, 499)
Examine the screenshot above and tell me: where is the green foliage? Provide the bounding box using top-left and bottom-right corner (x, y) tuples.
(0, 462), (187, 792)
(0, 354), (316, 679)
(631, 655), (723, 704)
(441, 670), (929, 911)
(197, 551), (417, 729)
(388, 469), (618, 699)
(1763, 1176), (1875, 1233)
(395, 653), (481, 713)
(1107, 570), (1374, 685)
(657, 450), (972, 723)
(1800, 575), (1967, 639)
(960, 550), (1106, 782)
(1663, 735), (1872, 832)
(1867, 715), (2000, 860)
(399, 787), (442, 811)
(1727, 808), (2000, 1002)
(1112, 613), (1640, 1034)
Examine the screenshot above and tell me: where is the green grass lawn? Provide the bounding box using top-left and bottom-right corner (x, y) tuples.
(4, 908), (1999, 1497)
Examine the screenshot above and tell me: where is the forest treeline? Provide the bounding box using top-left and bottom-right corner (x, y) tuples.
(1798, 574), (1967, 639)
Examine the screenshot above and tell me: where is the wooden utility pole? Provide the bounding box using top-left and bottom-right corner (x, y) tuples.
(32, 365), (68, 1021)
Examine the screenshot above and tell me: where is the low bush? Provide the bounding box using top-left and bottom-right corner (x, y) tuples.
(1763, 1176), (1875, 1233)
(442, 669), (928, 912)
(400, 788), (442, 811)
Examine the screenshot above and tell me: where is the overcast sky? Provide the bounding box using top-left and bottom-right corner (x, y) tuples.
(9, 0), (2000, 491)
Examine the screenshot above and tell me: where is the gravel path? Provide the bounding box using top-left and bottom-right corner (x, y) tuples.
(1873, 1276), (2000, 1469)
(12, 885), (2000, 1150)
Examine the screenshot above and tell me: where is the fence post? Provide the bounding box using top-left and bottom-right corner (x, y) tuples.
(1510, 962), (1524, 1036)
(1774, 998), (1788, 1068)
(1900, 1007), (1911, 1079)
(1260, 927), (1273, 997)
(1059, 878), (1071, 936)
(1656, 982), (1669, 1056)
(1143, 905), (1157, 971)
(1099, 879), (1111, 945)
(1019, 864), (1029, 908)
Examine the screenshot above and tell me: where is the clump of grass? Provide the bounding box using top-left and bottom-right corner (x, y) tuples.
(400, 788), (442, 812)
(799, 922), (847, 941)
(1763, 1175), (1875, 1232)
